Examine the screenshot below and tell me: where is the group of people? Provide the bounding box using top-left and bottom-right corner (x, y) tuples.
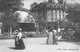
(14, 28), (25, 49)
(14, 28), (58, 50)
(46, 28), (58, 45)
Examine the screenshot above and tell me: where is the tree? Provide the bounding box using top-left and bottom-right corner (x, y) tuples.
(1, 12), (20, 32)
(64, 3), (80, 41)
(66, 3), (80, 23)
(30, 2), (38, 10)
(30, 2), (48, 32)
(0, 0), (23, 12)
(0, 0), (24, 33)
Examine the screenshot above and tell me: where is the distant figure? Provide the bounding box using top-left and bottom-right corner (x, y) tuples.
(14, 29), (25, 49)
(46, 28), (54, 45)
(53, 30), (57, 45)
(14, 30), (19, 49)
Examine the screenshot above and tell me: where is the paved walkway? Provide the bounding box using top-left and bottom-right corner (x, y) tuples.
(0, 37), (80, 52)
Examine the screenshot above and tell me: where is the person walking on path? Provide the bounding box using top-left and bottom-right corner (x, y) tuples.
(46, 28), (54, 45)
(14, 28), (25, 49)
(53, 30), (57, 45)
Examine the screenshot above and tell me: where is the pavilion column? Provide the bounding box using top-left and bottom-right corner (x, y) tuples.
(53, 10), (56, 21)
(47, 10), (52, 22)
(61, 11), (63, 20)
(57, 10), (59, 21)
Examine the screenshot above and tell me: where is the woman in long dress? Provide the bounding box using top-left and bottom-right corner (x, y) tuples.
(46, 29), (53, 45)
(53, 30), (57, 45)
(15, 29), (25, 49)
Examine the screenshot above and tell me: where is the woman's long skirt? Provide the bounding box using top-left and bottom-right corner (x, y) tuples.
(15, 38), (25, 49)
(18, 39), (25, 49)
(46, 34), (53, 45)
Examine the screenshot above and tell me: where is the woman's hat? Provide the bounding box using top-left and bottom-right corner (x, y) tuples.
(18, 28), (22, 31)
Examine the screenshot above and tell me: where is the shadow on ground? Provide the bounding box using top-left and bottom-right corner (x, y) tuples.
(58, 40), (80, 45)
(8, 47), (25, 50)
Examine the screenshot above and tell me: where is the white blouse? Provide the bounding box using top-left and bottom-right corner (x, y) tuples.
(17, 32), (22, 39)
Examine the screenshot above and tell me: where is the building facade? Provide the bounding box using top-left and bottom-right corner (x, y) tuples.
(47, 0), (66, 22)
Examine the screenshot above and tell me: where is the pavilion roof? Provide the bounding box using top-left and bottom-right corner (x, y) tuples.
(30, 2), (65, 12)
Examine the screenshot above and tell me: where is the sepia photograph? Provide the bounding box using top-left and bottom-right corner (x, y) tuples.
(0, 0), (80, 52)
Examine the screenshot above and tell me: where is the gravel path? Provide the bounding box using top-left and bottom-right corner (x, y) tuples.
(0, 37), (80, 52)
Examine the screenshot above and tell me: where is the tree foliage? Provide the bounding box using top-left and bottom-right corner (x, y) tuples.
(0, 0), (24, 32)
(63, 4), (80, 41)
(66, 3), (80, 23)
(0, 0), (23, 12)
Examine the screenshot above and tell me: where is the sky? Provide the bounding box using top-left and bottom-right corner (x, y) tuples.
(22, 0), (47, 9)
(19, 0), (80, 22)
(22, 0), (80, 9)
